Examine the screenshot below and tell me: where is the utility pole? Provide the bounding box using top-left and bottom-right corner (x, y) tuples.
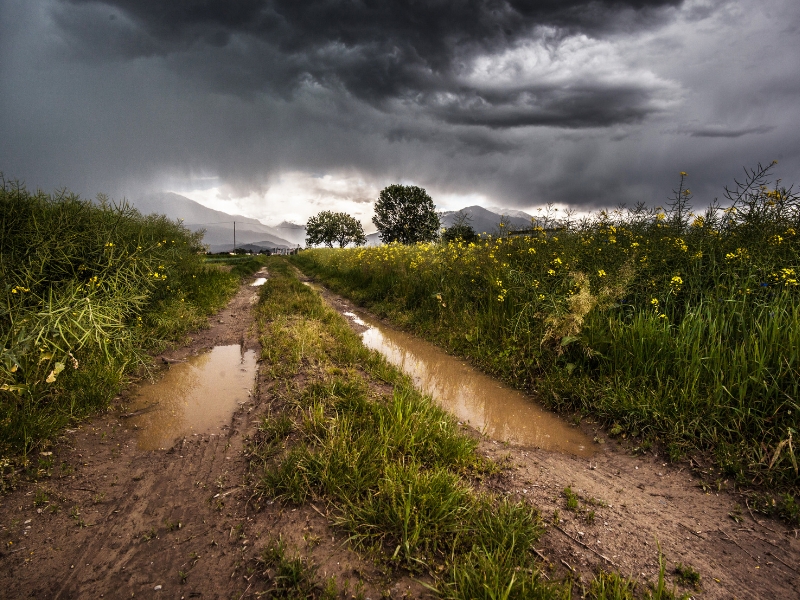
(233, 221), (236, 253)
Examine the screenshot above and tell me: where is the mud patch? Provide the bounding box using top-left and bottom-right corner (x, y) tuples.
(125, 345), (257, 450)
(345, 310), (594, 457)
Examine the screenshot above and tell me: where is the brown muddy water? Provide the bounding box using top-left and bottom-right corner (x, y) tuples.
(344, 310), (594, 457)
(125, 345), (258, 450)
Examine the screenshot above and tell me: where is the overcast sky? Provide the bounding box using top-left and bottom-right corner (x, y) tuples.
(1, 0), (798, 228)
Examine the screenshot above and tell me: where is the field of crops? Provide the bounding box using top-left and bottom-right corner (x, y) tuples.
(294, 164), (800, 502)
(0, 179), (248, 466)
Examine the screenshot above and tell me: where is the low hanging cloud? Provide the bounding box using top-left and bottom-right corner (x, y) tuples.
(688, 125), (776, 138)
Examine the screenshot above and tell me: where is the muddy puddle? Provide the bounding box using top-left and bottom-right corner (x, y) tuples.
(344, 311), (594, 456)
(251, 277), (267, 286)
(124, 345), (258, 450)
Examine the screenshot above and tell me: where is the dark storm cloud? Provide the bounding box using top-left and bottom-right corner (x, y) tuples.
(3, 0), (799, 220)
(689, 125), (775, 138)
(429, 84), (662, 128)
(57, 0), (684, 128)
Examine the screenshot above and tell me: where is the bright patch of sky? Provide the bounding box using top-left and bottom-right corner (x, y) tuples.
(175, 174), (515, 229)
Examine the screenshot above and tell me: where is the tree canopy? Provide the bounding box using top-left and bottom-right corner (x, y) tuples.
(442, 211), (479, 244)
(305, 211), (366, 248)
(372, 184), (440, 245)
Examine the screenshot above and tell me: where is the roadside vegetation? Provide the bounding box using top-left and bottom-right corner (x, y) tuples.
(292, 163), (800, 515)
(249, 258), (689, 599)
(0, 177), (262, 469)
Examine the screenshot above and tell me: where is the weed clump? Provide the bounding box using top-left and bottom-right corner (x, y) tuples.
(673, 562), (701, 588)
(258, 536), (337, 599)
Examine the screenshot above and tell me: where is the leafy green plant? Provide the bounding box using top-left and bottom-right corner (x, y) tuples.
(673, 563), (701, 588)
(372, 184), (440, 244)
(563, 487), (579, 511)
(442, 211), (479, 244)
(33, 488), (48, 507)
(259, 536), (324, 598)
(586, 571), (636, 600)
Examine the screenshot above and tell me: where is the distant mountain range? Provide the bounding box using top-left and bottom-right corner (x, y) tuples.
(131, 192), (304, 252)
(131, 192), (536, 251)
(365, 205), (534, 246)
(441, 205), (532, 234)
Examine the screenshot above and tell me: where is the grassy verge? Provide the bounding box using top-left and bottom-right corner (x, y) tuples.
(0, 179), (264, 472)
(248, 258), (685, 599)
(290, 164), (800, 515)
(203, 254), (270, 278)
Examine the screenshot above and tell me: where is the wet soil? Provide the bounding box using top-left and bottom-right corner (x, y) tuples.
(308, 276), (800, 600)
(0, 270), (412, 599)
(346, 309), (593, 456)
(3, 267), (799, 600)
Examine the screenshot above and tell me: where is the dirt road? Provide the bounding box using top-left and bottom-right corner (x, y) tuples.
(2, 270), (799, 599)
(0, 272), (420, 600)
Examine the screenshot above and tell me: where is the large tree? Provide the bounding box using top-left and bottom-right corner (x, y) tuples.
(372, 184), (440, 244)
(305, 211), (366, 248)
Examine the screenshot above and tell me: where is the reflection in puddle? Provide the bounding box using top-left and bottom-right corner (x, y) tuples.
(349, 312), (594, 456)
(126, 345), (257, 450)
(251, 277), (267, 286)
(343, 311), (367, 326)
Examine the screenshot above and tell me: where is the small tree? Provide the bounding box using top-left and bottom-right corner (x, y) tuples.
(372, 184), (440, 244)
(305, 211), (366, 248)
(442, 211), (479, 244)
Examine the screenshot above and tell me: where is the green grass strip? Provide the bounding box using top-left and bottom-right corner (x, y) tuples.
(250, 258), (570, 599)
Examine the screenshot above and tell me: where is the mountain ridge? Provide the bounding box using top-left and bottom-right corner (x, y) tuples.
(131, 192), (300, 250)
(132, 192), (537, 250)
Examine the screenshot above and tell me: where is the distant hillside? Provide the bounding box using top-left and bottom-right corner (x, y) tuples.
(364, 205), (533, 246)
(131, 193), (533, 249)
(131, 192), (296, 250)
(203, 227), (296, 252)
(485, 206), (535, 221)
(208, 240), (296, 254)
(440, 205), (532, 235)
(133, 192), (269, 231)
(273, 221), (307, 246)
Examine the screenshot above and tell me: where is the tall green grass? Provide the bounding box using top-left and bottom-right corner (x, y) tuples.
(0, 177), (244, 464)
(292, 163), (800, 491)
(251, 259), (570, 599)
(252, 259), (692, 598)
